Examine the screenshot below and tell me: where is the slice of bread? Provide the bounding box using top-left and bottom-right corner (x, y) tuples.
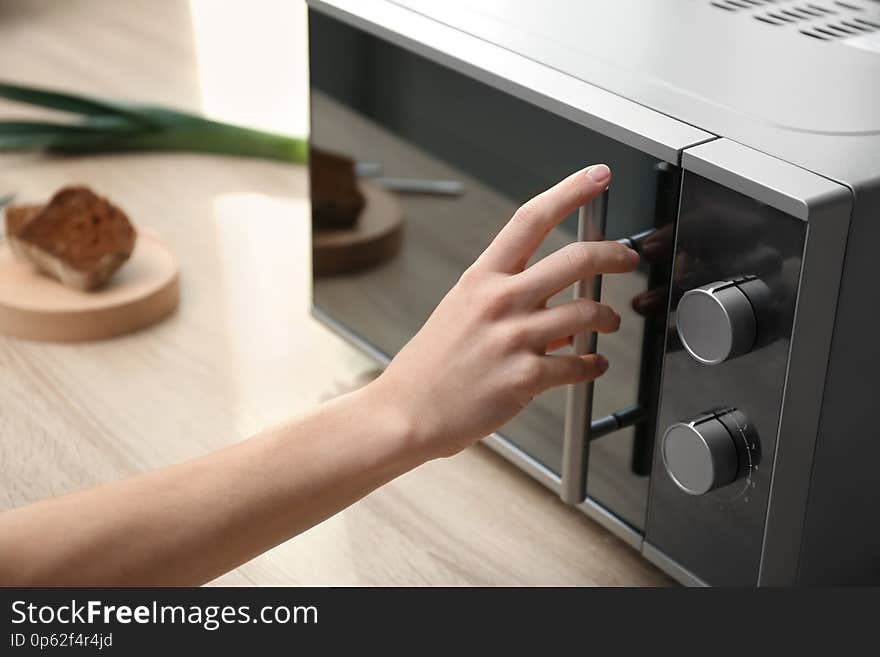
(4, 203), (43, 238)
(6, 187), (137, 291)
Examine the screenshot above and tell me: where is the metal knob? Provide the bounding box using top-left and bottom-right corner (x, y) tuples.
(661, 412), (741, 496)
(676, 277), (768, 365)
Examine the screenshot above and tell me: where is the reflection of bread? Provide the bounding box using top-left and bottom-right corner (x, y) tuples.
(310, 147), (365, 230)
(5, 187), (137, 291)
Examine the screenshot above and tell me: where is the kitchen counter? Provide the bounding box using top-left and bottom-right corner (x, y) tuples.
(0, 0), (670, 586)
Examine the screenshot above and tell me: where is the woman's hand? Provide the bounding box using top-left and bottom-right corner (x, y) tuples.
(369, 164), (639, 459)
(0, 164), (639, 586)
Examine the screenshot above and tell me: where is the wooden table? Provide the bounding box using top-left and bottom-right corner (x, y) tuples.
(0, 0), (669, 586)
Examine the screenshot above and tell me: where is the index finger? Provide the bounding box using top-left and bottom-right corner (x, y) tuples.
(477, 164), (612, 273)
(516, 239), (639, 306)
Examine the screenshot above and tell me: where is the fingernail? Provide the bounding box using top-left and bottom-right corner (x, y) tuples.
(587, 164), (611, 184)
(596, 354), (609, 373)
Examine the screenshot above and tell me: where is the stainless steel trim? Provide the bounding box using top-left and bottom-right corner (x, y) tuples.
(682, 139), (846, 222)
(680, 138), (853, 586)
(482, 434), (562, 495)
(577, 498), (643, 551)
(560, 192), (608, 504)
(307, 0), (715, 164)
(642, 541), (706, 587)
(311, 305), (393, 367)
(758, 184), (853, 585)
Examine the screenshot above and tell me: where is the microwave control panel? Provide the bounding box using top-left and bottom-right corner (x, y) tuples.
(644, 172), (806, 586)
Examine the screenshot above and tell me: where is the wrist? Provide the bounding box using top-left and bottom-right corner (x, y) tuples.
(349, 378), (433, 468)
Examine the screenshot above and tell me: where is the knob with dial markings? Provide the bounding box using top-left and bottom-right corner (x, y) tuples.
(661, 409), (758, 496)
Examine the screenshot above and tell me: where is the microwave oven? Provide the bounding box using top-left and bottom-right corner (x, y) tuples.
(307, 0), (880, 585)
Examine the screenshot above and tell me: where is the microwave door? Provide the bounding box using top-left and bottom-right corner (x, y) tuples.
(310, 8), (678, 496)
(563, 164), (679, 527)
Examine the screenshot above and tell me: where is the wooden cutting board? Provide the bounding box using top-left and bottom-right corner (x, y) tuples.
(0, 229), (179, 342)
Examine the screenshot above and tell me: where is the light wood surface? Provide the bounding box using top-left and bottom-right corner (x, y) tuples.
(0, 0), (670, 586)
(0, 230), (179, 342)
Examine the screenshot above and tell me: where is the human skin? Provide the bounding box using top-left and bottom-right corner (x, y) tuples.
(0, 164), (638, 585)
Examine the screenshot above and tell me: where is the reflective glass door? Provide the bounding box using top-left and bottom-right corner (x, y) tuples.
(310, 10), (669, 482)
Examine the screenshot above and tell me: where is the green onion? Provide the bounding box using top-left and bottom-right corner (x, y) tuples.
(0, 82), (307, 163)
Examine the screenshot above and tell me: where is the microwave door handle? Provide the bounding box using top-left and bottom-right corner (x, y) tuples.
(560, 190), (609, 505)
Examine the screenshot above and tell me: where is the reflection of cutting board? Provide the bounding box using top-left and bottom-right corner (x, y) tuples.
(313, 181), (403, 276)
(0, 230), (179, 342)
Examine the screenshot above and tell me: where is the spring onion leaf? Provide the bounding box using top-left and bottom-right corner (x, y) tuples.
(0, 82), (307, 163)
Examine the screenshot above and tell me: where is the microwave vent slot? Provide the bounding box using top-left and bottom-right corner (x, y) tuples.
(709, 0), (880, 41)
(710, 0), (776, 10)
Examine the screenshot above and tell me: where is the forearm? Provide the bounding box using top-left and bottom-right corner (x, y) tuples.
(0, 385), (422, 586)
(0, 165), (625, 586)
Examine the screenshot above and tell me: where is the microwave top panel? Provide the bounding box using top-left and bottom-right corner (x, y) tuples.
(312, 0), (880, 189)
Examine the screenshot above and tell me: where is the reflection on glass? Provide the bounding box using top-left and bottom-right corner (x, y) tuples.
(309, 11), (668, 481)
(587, 166), (678, 531)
